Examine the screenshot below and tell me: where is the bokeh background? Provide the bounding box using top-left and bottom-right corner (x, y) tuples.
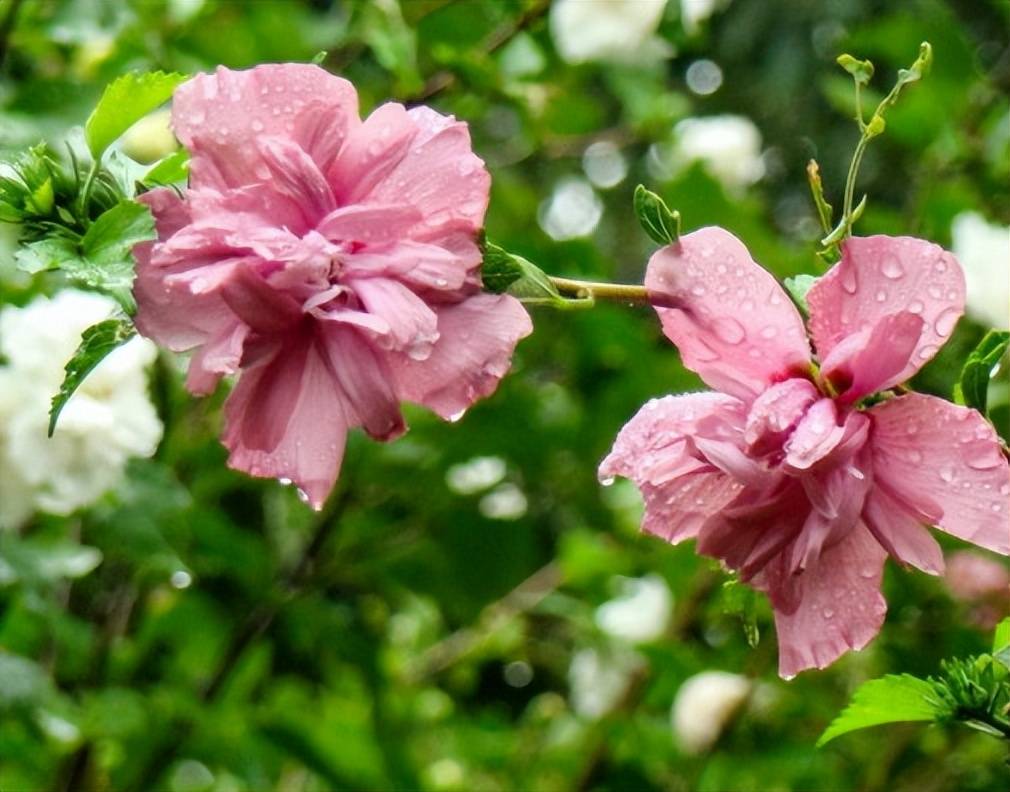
(1, 0), (1008, 790)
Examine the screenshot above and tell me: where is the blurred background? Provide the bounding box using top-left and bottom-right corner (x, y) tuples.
(0, 0), (1008, 790)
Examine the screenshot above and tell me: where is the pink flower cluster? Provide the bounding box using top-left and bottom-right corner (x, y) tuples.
(134, 64), (531, 508)
(601, 228), (1010, 677)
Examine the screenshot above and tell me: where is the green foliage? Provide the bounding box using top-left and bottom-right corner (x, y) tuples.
(633, 184), (681, 245)
(48, 317), (137, 437)
(482, 241), (584, 308)
(141, 149), (190, 187)
(783, 274), (818, 315)
(85, 71), (188, 159)
(953, 330), (1010, 415)
(817, 674), (943, 746)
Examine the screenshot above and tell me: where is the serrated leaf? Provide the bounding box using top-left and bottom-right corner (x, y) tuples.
(85, 71), (188, 159)
(633, 185), (681, 245)
(14, 236), (80, 274)
(784, 274), (818, 316)
(142, 149), (190, 187)
(818, 674), (943, 746)
(955, 330), (1010, 414)
(49, 318), (137, 437)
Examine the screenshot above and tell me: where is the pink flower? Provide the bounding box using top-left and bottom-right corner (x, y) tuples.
(133, 64), (531, 508)
(600, 227), (1010, 678)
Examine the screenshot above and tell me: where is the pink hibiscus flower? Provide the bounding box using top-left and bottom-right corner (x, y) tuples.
(600, 227), (1010, 677)
(133, 64), (531, 508)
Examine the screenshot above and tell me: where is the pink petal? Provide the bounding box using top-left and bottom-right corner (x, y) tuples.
(807, 235), (965, 385)
(386, 294), (531, 420)
(317, 203), (423, 247)
(783, 398), (846, 470)
(317, 324), (406, 442)
(348, 277), (439, 355)
(645, 228), (811, 401)
(223, 332), (348, 509)
(327, 102), (417, 205)
(364, 106), (490, 237)
(599, 393), (746, 486)
(217, 263), (304, 335)
(343, 240), (473, 292)
(819, 311), (924, 401)
(768, 523), (888, 678)
(868, 393), (1010, 554)
(744, 378), (820, 454)
(172, 64), (359, 190)
(254, 137), (336, 225)
(862, 485), (945, 574)
(639, 473), (744, 545)
(186, 322), (248, 395)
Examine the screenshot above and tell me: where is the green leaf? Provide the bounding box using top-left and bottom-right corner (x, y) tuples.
(85, 70), (188, 159)
(993, 618), (1010, 654)
(0, 654), (53, 710)
(49, 318), (137, 437)
(954, 330), (1010, 415)
(73, 200), (156, 312)
(481, 242), (577, 307)
(0, 536), (103, 585)
(818, 674), (944, 746)
(784, 274), (818, 316)
(141, 148), (190, 187)
(14, 236), (79, 274)
(806, 160), (833, 234)
(720, 578), (760, 648)
(633, 185), (681, 246)
(836, 54), (875, 85)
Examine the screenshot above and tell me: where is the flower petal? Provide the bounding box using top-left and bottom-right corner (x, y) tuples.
(386, 294), (531, 420)
(327, 102), (417, 205)
(807, 235), (965, 384)
(645, 228), (811, 401)
(186, 322), (248, 395)
(767, 523), (888, 678)
(348, 277), (439, 355)
(862, 485), (945, 575)
(222, 331), (348, 509)
(172, 64), (358, 190)
(819, 311), (924, 402)
(783, 398), (845, 470)
(868, 393), (1010, 555)
(744, 378), (819, 455)
(639, 473), (744, 545)
(317, 203), (423, 247)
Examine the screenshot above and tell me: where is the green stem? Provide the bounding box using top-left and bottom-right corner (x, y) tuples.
(841, 134), (869, 229)
(548, 276), (650, 303)
(77, 159), (100, 223)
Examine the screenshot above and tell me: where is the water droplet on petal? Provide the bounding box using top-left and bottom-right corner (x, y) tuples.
(296, 488), (311, 505)
(934, 307), (960, 337)
(918, 344), (938, 360)
(874, 289), (887, 302)
(822, 607), (834, 619)
(962, 444), (1003, 470)
(934, 256), (948, 273)
(840, 265), (858, 294)
(278, 477), (293, 486)
(600, 476), (615, 487)
(759, 326), (778, 339)
(939, 466), (955, 483)
(927, 284), (942, 299)
(713, 317), (746, 345)
(907, 300), (924, 314)
(880, 254), (904, 279)
(449, 409), (467, 423)
(251, 120), (264, 132)
(691, 284), (706, 296)
(1000, 484), (1010, 496)
(992, 503), (1003, 513)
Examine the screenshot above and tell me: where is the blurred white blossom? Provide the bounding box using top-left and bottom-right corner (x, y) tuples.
(671, 115), (765, 191)
(0, 290), (162, 528)
(550, 0), (669, 64)
(538, 177), (603, 240)
(119, 108), (178, 164)
(951, 211), (1010, 330)
(568, 646), (643, 719)
(582, 141), (628, 189)
(446, 456), (507, 495)
(594, 574), (672, 642)
(671, 670), (751, 753)
(680, 0), (726, 33)
(478, 483), (528, 520)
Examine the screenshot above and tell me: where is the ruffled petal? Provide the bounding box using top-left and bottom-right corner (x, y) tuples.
(222, 331), (348, 509)
(348, 277), (439, 355)
(172, 64), (359, 190)
(807, 235), (965, 385)
(767, 523), (888, 678)
(868, 393), (1010, 554)
(744, 378), (819, 455)
(645, 228), (811, 401)
(327, 102), (416, 205)
(862, 484), (945, 575)
(386, 294), (531, 420)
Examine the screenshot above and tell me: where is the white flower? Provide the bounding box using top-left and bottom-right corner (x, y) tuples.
(951, 211), (1010, 330)
(538, 177), (603, 240)
(550, 0), (669, 64)
(671, 670), (751, 753)
(680, 0), (725, 33)
(672, 115), (765, 191)
(594, 574), (673, 642)
(0, 290), (162, 527)
(568, 646), (642, 719)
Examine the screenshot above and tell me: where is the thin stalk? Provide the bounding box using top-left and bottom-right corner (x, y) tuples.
(548, 276), (650, 304)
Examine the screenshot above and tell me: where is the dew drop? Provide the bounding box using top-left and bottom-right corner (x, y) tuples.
(759, 326), (778, 339)
(859, 567), (876, 579)
(600, 476), (615, 487)
(906, 449), (923, 463)
(691, 284), (706, 296)
(822, 607), (834, 619)
(962, 444), (1003, 470)
(278, 477), (293, 486)
(918, 344), (938, 360)
(435, 278), (449, 288)
(741, 299), (755, 311)
(992, 503), (1002, 513)
(716, 263), (727, 274)
(1000, 484), (1010, 496)
(449, 409), (467, 423)
(934, 307), (960, 337)
(938, 466), (955, 483)
(769, 292), (782, 305)
(840, 265), (859, 294)
(874, 289), (887, 302)
(296, 488), (311, 505)
(713, 317), (746, 345)
(933, 256), (948, 273)
(251, 120), (264, 132)
(927, 284), (943, 299)
(880, 255), (905, 279)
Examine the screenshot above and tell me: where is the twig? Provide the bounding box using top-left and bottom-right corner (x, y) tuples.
(548, 276), (650, 304)
(407, 0), (549, 102)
